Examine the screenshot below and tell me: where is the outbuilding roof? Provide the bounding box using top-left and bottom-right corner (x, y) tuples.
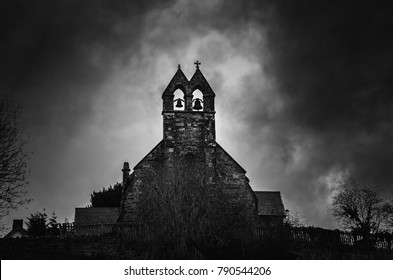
(74, 207), (120, 225)
(254, 191), (286, 216)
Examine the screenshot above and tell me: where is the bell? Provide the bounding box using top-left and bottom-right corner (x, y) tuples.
(175, 99), (183, 108)
(193, 99), (203, 111)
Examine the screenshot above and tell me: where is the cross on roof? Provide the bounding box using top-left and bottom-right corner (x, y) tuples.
(194, 60), (201, 69)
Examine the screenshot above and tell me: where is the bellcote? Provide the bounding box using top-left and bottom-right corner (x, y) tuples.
(162, 62), (215, 112)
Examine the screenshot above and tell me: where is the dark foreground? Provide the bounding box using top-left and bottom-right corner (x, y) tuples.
(1, 233), (392, 260)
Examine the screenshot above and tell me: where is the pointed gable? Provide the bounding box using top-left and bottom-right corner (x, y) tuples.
(161, 66), (216, 112)
(189, 69), (215, 97)
(162, 68), (189, 97)
(216, 143), (246, 173)
(162, 67), (215, 98)
(133, 140), (164, 170)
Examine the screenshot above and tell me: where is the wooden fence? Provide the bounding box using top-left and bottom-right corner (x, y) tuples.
(59, 223), (393, 251)
(279, 227), (393, 251)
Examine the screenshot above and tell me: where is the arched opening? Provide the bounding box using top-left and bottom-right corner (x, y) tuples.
(173, 89), (185, 111)
(192, 89), (204, 111)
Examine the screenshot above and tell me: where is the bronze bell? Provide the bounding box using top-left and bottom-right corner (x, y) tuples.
(175, 98), (183, 108)
(193, 98), (203, 111)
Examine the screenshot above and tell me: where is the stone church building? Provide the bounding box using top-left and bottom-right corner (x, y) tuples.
(117, 62), (285, 227)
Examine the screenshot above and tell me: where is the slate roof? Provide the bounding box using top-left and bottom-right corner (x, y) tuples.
(133, 140), (163, 170)
(74, 207), (120, 225)
(254, 191), (285, 216)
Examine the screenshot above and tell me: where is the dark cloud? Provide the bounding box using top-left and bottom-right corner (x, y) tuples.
(266, 1), (393, 129)
(264, 1), (393, 175)
(238, 0), (393, 225)
(0, 0), (174, 131)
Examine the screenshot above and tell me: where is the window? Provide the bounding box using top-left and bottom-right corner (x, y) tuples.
(192, 89), (203, 111)
(173, 89), (185, 111)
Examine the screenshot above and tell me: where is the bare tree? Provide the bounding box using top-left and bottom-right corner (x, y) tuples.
(284, 210), (309, 228)
(0, 95), (31, 223)
(331, 178), (393, 235)
(136, 155), (253, 258)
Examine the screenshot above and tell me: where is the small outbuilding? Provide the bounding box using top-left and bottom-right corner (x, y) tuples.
(73, 207), (120, 235)
(254, 191), (286, 227)
(4, 219), (29, 238)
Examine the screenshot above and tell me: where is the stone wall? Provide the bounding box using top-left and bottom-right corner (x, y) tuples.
(121, 141), (164, 222)
(163, 111), (216, 156)
(120, 140), (258, 224)
(215, 144), (258, 222)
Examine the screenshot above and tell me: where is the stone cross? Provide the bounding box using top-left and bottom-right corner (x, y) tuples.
(194, 60), (201, 69)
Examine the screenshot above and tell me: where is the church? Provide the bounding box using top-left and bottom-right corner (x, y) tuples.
(117, 62), (285, 227)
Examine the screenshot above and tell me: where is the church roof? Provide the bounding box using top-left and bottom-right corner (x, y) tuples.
(216, 142), (246, 173)
(162, 68), (189, 97)
(254, 191), (286, 216)
(74, 207), (120, 225)
(189, 68), (215, 97)
(133, 140), (164, 170)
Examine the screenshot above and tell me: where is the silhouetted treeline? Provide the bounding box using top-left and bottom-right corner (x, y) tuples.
(90, 183), (122, 207)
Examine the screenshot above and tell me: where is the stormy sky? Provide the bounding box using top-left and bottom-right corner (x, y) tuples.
(1, 0), (392, 230)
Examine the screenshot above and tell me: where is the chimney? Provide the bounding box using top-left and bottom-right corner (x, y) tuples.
(122, 162), (130, 187)
(12, 219), (23, 230)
